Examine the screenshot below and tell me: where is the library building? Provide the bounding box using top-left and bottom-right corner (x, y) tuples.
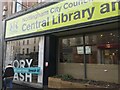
(4, 0), (120, 88)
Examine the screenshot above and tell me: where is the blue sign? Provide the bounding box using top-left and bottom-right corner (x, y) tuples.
(14, 67), (41, 75)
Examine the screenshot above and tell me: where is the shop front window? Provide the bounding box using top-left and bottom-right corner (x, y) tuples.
(5, 36), (45, 84)
(59, 36), (84, 63)
(86, 30), (119, 64)
(59, 30), (119, 64)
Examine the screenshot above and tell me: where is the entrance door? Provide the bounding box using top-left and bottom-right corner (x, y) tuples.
(101, 49), (118, 64)
(43, 35), (57, 86)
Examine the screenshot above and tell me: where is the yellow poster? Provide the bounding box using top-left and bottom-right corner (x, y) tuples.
(5, 0), (120, 38)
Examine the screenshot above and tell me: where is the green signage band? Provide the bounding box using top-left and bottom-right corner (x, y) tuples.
(5, 0), (120, 38)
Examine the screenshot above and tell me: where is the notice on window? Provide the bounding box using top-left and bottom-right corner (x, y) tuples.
(77, 47), (84, 54)
(85, 46), (91, 54)
(77, 46), (91, 54)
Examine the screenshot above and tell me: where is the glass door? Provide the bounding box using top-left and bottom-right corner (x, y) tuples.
(101, 49), (118, 64)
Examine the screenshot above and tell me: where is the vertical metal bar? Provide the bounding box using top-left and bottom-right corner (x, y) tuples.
(0, 1), (3, 90)
(117, 21), (120, 83)
(83, 35), (87, 79)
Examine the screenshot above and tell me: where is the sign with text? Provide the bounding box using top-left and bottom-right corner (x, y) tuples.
(14, 67), (41, 74)
(5, 0), (120, 38)
(77, 46), (92, 54)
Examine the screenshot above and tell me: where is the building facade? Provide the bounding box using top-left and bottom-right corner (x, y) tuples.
(0, 1), (3, 90)
(3, 0), (120, 88)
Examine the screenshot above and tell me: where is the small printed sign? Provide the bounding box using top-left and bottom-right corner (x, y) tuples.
(77, 46), (91, 54)
(14, 67), (41, 75)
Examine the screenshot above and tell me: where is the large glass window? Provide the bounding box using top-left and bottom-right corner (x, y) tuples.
(59, 36), (84, 63)
(85, 30), (119, 64)
(5, 36), (44, 84)
(59, 30), (119, 64)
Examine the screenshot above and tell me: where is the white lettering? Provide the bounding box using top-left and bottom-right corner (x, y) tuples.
(14, 73), (19, 80)
(26, 59), (33, 67)
(20, 60), (25, 68)
(13, 60), (19, 68)
(25, 73), (32, 82)
(19, 73), (24, 81)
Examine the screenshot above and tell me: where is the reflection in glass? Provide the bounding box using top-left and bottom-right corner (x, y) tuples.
(86, 30), (119, 64)
(5, 37), (41, 83)
(59, 30), (119, 64)
(59, 36), (84, 63)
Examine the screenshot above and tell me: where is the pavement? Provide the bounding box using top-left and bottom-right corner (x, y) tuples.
(12, 83), (40, 90)
(2, 83), (119, 90)
(1, 83), (42, 90)
(11, 83), (57, 90)
(5, 83), (119, 90)
(1, 83), (57, 90)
